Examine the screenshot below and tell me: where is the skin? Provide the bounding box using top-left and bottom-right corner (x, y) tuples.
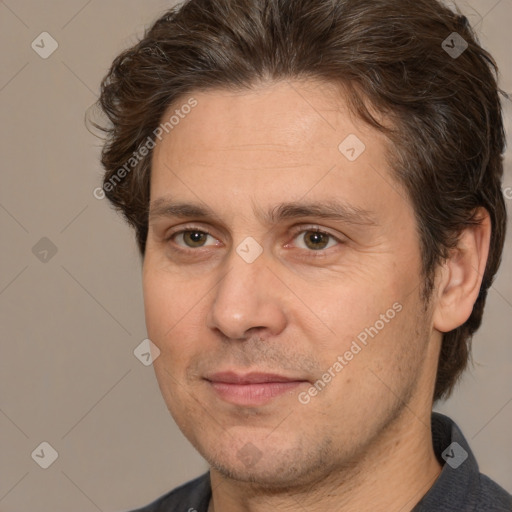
(142, 80), (491, 511)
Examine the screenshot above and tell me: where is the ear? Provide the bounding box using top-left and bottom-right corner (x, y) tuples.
(433, 208), (492, 333)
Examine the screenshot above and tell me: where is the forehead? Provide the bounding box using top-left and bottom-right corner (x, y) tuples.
(150, 80), (406, 217)
(154, 80), (390, 166)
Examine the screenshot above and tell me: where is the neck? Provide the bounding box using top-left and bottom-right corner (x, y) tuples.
(208, 409), (442, 512)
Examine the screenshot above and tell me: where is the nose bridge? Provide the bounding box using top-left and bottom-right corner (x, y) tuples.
(207, 244), (286, 340)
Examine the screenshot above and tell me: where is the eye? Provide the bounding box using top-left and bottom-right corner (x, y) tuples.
(171, 229), (219, 249)
(292, 229), (340, 251)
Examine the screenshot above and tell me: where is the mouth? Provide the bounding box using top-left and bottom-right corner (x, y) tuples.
(204, 371), (309, 406)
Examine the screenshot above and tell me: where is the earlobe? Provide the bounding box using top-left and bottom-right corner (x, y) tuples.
(432, 208), (491, 333)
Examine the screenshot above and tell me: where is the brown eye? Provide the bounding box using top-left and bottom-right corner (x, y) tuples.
(174, 230), (213, 248)
(304, 231), (330, 250)
(293, 230), (338, 251)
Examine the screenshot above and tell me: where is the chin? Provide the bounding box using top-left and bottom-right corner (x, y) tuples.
(210, 458), (305, 488)
(201, 433), (338, 490)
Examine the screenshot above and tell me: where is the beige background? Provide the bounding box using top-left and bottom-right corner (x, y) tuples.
(0, 0), (511, 510)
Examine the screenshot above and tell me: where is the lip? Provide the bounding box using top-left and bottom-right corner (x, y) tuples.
(206, 371), (306, 384)
(205, 371), (309, 406)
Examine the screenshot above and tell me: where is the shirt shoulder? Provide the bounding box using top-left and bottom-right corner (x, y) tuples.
(413, 413), (512, 511)
(476, 473), (512, 511)
(126, 472), (211, 512)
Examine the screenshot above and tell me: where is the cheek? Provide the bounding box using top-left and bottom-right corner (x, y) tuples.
(300, 277), (411, 377)
(143, 261), (193, 333)
(142, 270), (168, 339)
(301, 282), (387, 341)
(142, 266), (207, 369)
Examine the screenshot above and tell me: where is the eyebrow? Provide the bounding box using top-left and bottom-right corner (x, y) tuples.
(148, 197), (378, 227)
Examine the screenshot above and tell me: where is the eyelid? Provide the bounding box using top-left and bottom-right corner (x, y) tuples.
(165, 223), (216, 238)
(288, 224), (342, 237)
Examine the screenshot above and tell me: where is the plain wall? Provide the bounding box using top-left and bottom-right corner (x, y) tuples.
(0, 0), (510, 510)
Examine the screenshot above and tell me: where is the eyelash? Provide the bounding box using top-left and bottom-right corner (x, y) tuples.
(165, 224), (343, 258)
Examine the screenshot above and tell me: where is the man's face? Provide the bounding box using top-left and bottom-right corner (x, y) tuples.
(143, 80), (439, 487)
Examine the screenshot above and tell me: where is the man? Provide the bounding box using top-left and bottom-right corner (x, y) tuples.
(95, 0), (511, 510)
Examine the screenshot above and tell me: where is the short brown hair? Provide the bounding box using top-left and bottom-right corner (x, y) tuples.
(95, 0), (507, 401)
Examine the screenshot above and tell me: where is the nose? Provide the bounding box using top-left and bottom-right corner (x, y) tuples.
(206, 248), (287, 341)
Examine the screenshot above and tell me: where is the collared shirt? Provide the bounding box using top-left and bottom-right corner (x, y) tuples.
(129, 412), (512, 511)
